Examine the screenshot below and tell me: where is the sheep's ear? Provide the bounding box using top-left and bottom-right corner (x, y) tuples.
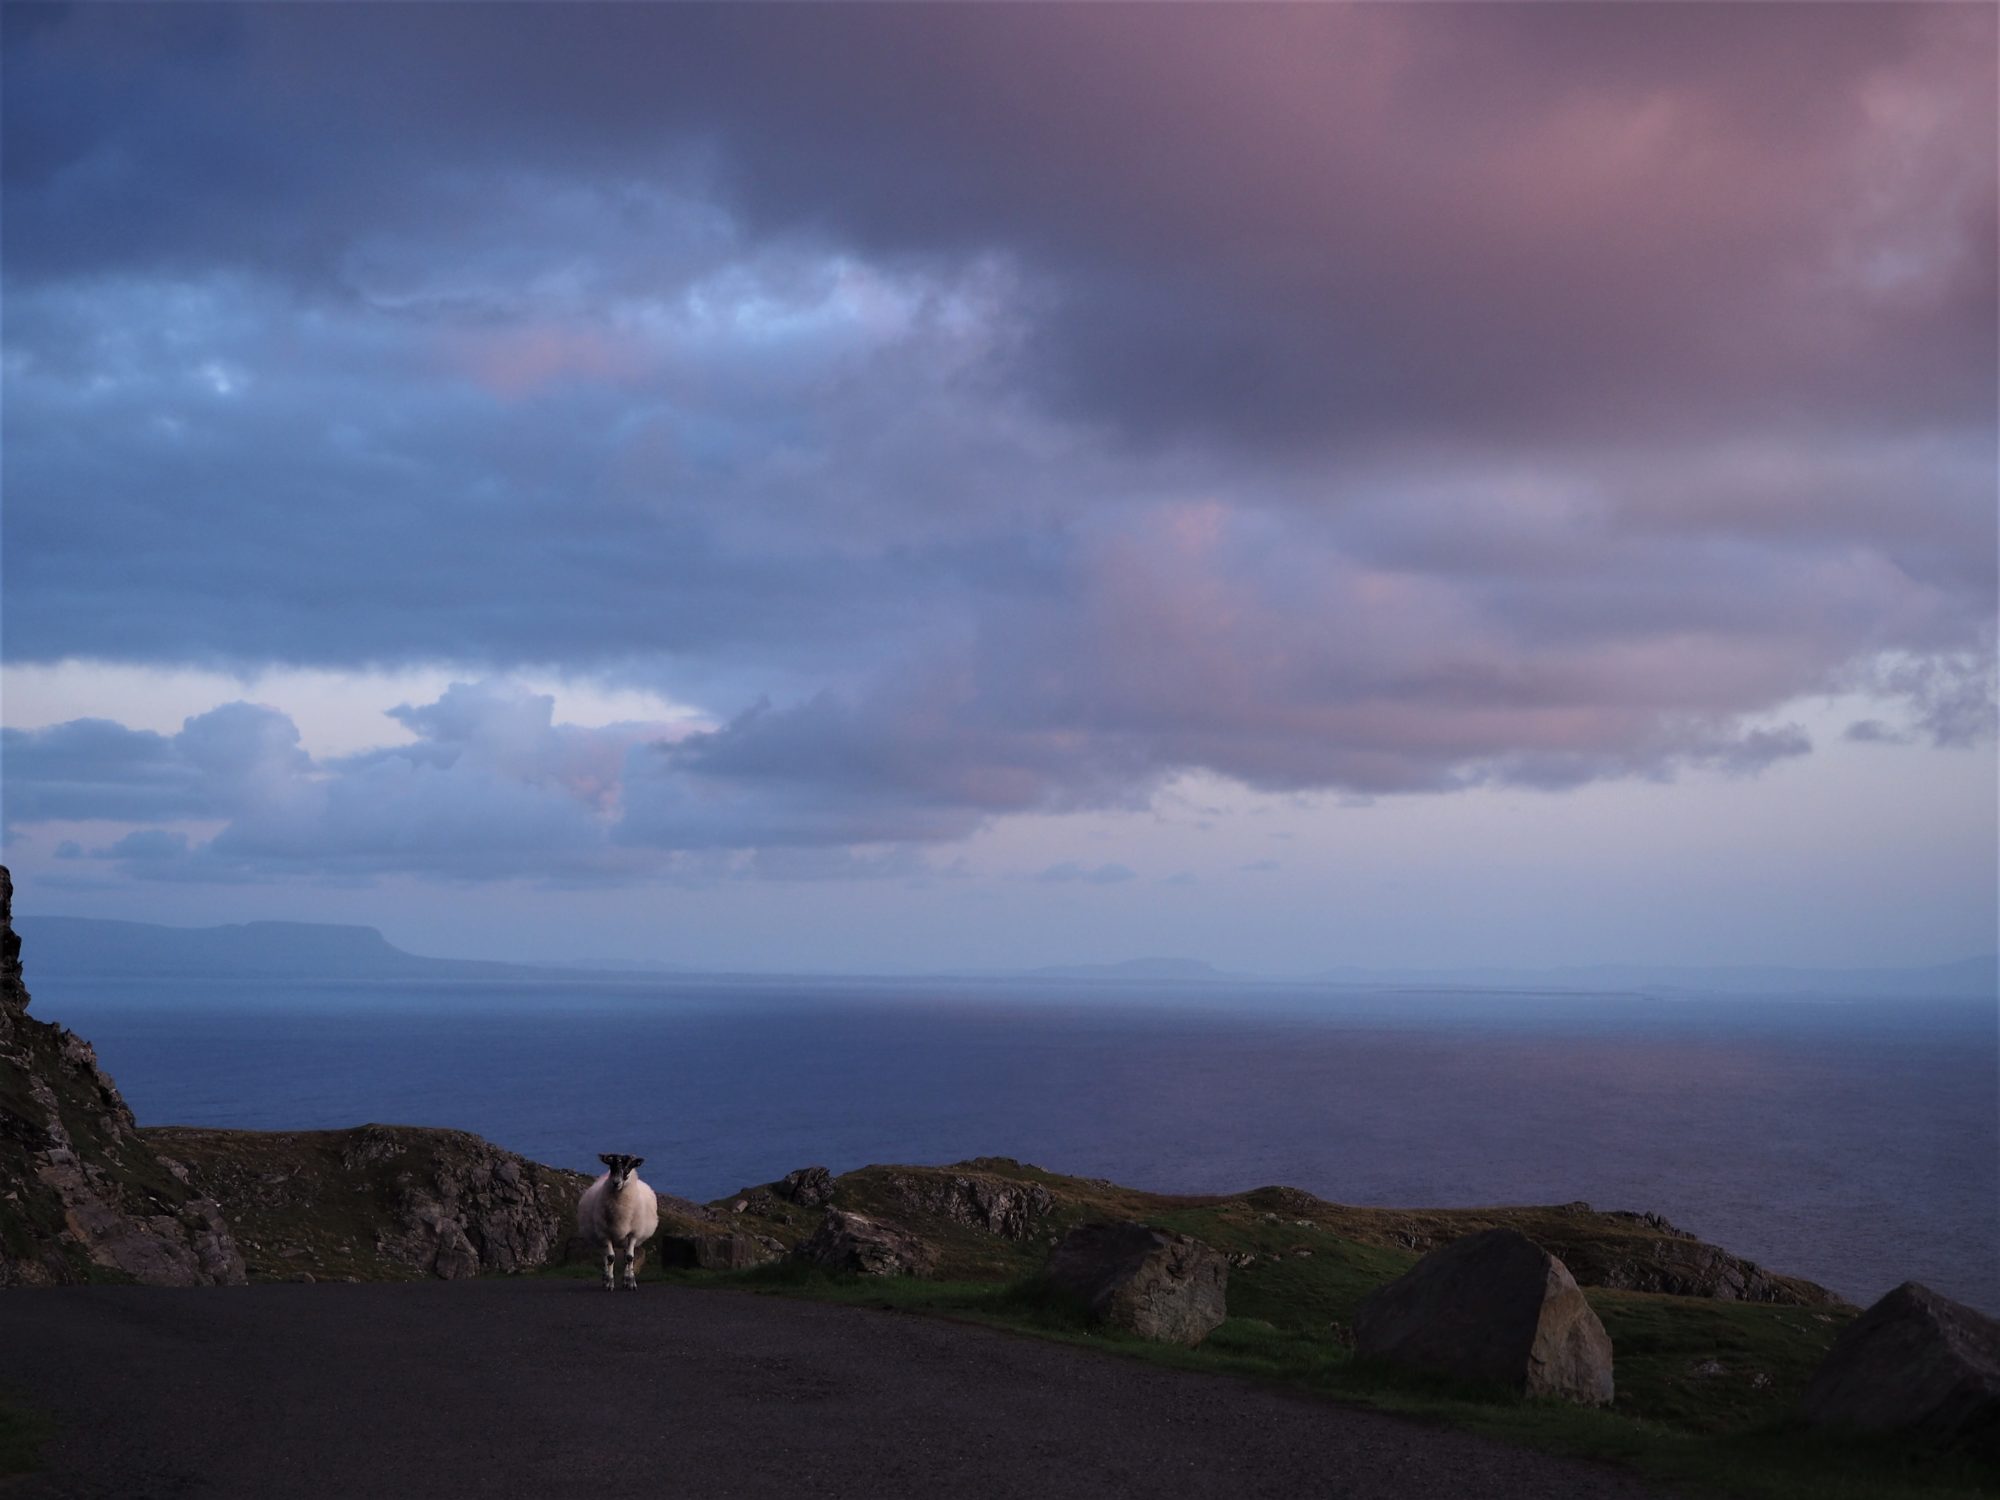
(598, 1154), (616, 1167)
(629, 1158), (644, 1173)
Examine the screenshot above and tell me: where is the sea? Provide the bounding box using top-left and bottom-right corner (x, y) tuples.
(24, 973), (1998, 1311)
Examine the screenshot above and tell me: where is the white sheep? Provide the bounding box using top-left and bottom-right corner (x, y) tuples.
(576, 1152), (660, 1290)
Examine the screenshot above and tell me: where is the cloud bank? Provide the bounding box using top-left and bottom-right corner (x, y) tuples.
(3, 4), (1992, 883)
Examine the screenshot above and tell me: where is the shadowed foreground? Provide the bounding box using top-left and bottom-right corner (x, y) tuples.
(2, 1281), (1671, 1499)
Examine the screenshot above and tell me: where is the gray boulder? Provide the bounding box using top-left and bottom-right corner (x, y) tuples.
(797, 1209), (938, 1277)
(1045, 1222), (1228, 1346)
(1802, 1281), (2000, 1451)
(1354, 1227), (1614, 1405)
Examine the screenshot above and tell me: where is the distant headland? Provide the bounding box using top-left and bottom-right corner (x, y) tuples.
(18, 911), (1997, 999)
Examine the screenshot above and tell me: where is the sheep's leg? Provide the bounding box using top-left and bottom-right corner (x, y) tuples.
(620, 1234), (640, 1290)
(600, 1239), (616, 1290)
(629, 1241), (646, 1288)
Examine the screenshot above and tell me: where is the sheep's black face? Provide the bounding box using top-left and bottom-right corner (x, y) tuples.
(598, 1152), (643, 1191)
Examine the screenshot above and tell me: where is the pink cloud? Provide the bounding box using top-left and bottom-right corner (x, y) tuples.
(452, 323), (646, 399)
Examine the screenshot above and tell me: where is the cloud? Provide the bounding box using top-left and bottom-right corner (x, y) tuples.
(1844, 719), (1909, 746)
(1, 703), (306, 823)
(1, 5), (1992, 883)
(1853, 651), (2000, 748)
(6, 5), (1988, 446)
(1034, 862), (1136, 886)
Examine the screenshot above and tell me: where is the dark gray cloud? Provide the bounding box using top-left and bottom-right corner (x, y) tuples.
(1, 704), (305, 823)
(7, 4), (1988, 444)
(1844, 719), (1907, 746)
(2, 3), (1993, 878)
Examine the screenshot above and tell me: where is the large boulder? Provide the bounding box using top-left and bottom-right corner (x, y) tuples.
(0, 867), (247, 1288)
(1802, 1281), (2000, 1452)
(1354, 1227), (1614, 1405)
(797, 1209), (938, 1277)
(1044, 1222), (1228, 1346)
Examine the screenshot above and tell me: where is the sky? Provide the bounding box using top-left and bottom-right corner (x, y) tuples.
(1, 3), (1994, 974)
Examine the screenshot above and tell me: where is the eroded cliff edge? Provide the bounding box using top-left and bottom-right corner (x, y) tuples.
(0, 867), (244, 1285)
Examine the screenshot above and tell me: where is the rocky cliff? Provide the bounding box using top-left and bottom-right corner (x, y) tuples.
(0, 866), (245, 1286)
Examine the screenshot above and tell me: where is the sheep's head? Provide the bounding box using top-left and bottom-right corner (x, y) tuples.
(598, 1153), (643, 1191)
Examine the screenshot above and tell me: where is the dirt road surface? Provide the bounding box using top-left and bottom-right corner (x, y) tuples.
(1, 1281), (1671, 1499)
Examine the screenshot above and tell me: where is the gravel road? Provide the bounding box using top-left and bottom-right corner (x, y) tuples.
(1, 1281), (1671, 1499)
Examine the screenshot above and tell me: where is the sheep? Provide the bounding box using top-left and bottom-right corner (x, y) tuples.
(576, 1152), (660, 1290)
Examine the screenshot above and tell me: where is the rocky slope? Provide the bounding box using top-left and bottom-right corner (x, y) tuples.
(146, 1124), (592, 1282)
(711, 1159), (1846, 1307)
(0, 867), (244, 1286)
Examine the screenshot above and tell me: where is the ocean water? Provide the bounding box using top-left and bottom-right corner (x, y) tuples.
(26, 974), (1998, 1310)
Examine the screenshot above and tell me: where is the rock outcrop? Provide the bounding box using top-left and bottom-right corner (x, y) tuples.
(1287, 1194), (1841, 1307)
(0, 866), (247, 1287)
(1530, 1208), (1839, 1306)
(775, 1165), (835, 1209)
(874, 1167), (1054, 1240)
(1802, 1281), (2000, 1452)
(797, 1208), (939, 1277)
(152, 1123), (587, 1281)
(1354, 1227), (1614, 1405)
(1044, 1221), (1228, 1346)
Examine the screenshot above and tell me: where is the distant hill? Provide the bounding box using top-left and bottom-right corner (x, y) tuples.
(20, 915), (547, 982)
(17, 914), (1994, 1000)
(1015, 957), (1242, 983)
(1308, 956), (1999, 1000)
